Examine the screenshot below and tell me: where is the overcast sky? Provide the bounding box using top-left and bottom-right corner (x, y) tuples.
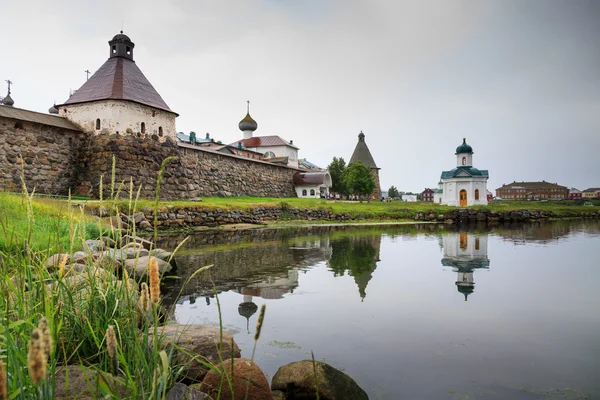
(1, 0), (598, 192)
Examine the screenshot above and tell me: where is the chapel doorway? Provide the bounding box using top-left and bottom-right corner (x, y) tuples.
(460, 190), (467, 206)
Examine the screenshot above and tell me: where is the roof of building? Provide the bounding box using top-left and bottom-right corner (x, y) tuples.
(583, 188), (600, 192)
(442, 258), (490, 270)
(422, 188), (435, 193)
(298, 158), (323, 170)
(176, 132), (215, 143)
(441, 166), (489, 179)
(230, 135), (299, 149)
(57, 57), (176, 115)
(349, 131), (378, 169)
(456, 138), (473, 154)
(0, 105), (82, 131)
(293, 171), (332, 186)
(496, 181), (567, 190)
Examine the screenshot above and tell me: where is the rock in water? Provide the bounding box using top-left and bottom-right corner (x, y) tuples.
(124, 256), (172, 278)
(201, 358), (271, 400)
(271, 360), (368, 400)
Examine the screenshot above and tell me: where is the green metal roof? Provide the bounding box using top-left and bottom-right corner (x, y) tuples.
(455, 138), (473, 154)
(441, 166), (489, 179)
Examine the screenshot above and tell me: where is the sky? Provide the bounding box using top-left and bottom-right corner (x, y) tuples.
(1, 0), (599, 192)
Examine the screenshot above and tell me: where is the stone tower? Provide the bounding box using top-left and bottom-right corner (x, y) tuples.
(349, 131), (381, 199)
(56, 32), (178, 142)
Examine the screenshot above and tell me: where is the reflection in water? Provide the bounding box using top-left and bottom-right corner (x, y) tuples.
(327, 236), (381, 300)
(441, 232), (490, 301)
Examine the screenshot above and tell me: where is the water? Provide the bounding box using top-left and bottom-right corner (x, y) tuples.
(157, 221), (600, 399)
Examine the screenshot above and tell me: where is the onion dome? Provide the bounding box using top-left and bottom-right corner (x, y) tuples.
(239, 113), (258, 132)
(455, 138), (473, 154)
(1, 93), (14, 106)
(48, 104), (59, 114)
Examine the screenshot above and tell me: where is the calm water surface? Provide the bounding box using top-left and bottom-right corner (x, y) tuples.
(157, 221), (600, 399)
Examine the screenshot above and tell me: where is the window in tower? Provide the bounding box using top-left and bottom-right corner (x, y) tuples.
(141, 122), (146, 134)
(95, 119), (101, 130)
(126, 46), (131, 55)
(462, 157), (466, 166)
(158, 127), (163, 137)
(112, 45), (116, 54)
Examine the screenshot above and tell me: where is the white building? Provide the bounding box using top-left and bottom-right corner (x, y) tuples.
(438, 138), (489, 206)
(230, 104), (299, 168)
(401, 194), (417, 202)
(293, 171), (332, 198)
(56, 32), (177, 142)
(441, 232), (490, 301)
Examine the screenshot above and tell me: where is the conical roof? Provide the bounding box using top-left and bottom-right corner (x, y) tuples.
(349, 131), (378, 169)
(58, 57), (176, 115)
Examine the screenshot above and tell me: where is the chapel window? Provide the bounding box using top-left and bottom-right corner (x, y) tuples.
(95, 119), (101, 130)
(141, 122), (146, 133)
(310, 189), (315, 196)
(475, 189), (480, 200)
(475, 238), (480, 250)
(462, 157), (466, 166)
(302, 189), (307, 196)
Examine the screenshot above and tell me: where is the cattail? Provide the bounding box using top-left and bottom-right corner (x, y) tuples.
(37, 317), (52, 361)
(106, 325), (118, 375)
(148, 257), (161, 304)
(0, 360), (7, 400)
(27, 329), (47, 385)
(139, 282), (150, 313)
(254, 304), (266, 341)
(58, 254), (69, 277)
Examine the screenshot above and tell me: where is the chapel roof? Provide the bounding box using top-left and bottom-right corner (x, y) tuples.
(441, 166), (489, 179)
(230, 135), (299, 149)
(456, 138), (473, 154)
(349, 131), (378, 169)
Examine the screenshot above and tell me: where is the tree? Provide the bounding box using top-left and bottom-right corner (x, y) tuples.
(327, 157), (348, 195)
(344, 161), (376, 200)
(388, 186), (399, 199)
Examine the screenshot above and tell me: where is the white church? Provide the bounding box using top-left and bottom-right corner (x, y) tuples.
(433, 138), (489, 206)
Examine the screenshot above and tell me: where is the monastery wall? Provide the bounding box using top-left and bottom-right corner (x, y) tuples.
(87, 134), (298, 200)
(0, 116), (90, 195)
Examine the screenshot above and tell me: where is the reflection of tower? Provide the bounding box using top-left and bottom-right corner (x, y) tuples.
(441, 233), (489, 301)
(238, 295), (258, 334)
(353, 235), (382, 300)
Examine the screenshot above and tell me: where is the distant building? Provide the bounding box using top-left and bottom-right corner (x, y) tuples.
(569, 188), (582, 200)
(582, 188), (600, 199)
(421, 188), (434, 202)
(230, 104), (299, 168)
(486, 190), (493, 202)
(438, 138), (489, 206)
(298, 158), (324, 171)
(293, 171), (332, 198)
(433, 181), (443, 204)
(495, 181), (568, 200)
(402, 194), (417, 202)
(349, 131), (381, 199)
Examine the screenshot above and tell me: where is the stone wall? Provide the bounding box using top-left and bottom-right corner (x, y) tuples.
(88, 134), (298, 200)
(0, 116), (90, 195)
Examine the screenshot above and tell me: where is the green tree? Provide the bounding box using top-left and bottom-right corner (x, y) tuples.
(344, 161), (376, 200)
(388, 186), (399, 199)
(327, 157), (348, 195)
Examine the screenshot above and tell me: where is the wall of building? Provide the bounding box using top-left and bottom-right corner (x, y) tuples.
(442, 178), (488, 206)
(87, 135), (298, 200)
(247, 145), (298, 167)
(0, 116), (90, 195)
(59, 100), (176, 142)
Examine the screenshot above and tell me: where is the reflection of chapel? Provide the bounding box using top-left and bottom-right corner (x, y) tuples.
(435, 138), (489, 206)
(441, 232), (490, 301)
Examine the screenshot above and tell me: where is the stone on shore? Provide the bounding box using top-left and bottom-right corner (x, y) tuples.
(44, 253), (70, 270)
(151, 324), (241, 382)
(200, 358), (271, 400)
(165, 382), (209, 399)
(124, 256), (172, 278)
(271, 360), (368, 400)
(54, 365), (129, 399)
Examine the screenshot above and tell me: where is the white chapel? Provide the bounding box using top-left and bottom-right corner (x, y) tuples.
(436, 138), (489, 206)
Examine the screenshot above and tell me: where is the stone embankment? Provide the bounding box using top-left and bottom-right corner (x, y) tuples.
(414, 208), (600, 224)
(93, 204), (600, 231)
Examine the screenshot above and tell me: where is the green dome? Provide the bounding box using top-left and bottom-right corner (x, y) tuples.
(455, 138), (473, 154)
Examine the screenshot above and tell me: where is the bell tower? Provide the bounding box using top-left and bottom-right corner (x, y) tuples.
(108, 31), (135, 61)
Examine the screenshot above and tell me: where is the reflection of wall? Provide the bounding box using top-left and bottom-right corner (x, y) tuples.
(441, 232), (490, 301)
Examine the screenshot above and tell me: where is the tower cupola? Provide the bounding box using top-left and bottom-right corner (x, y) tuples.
(456, 138), (474, 167)
(239, 101), (258, 139)
(109, 31), (135, 61)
